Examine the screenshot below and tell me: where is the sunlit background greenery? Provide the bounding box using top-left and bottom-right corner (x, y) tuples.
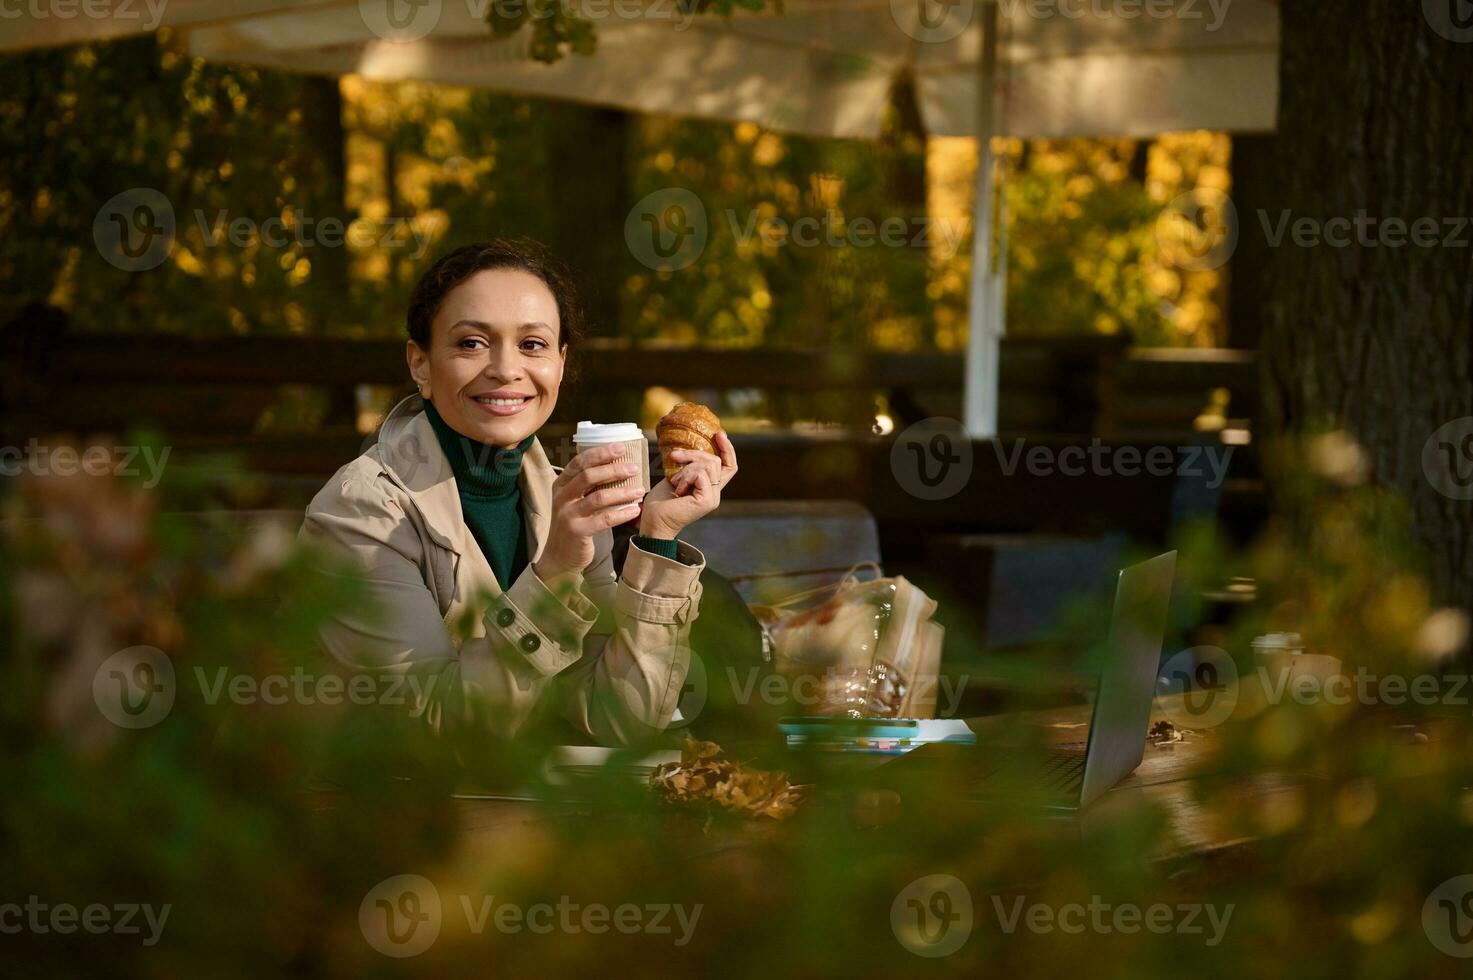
(4, 31), (1229, 351)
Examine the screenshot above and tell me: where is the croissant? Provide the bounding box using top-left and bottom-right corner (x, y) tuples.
(656, 402), (722, 480)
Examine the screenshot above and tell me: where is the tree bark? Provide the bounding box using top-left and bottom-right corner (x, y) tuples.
(298, 75), (351, 328)
(1226, 133), (1278, 350)
(544, 102), (630, 339)
(1263, 1), (1473, 621)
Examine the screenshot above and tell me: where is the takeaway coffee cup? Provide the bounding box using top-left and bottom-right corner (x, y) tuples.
(573, 421), (650, 495)
(1251, 631), (1342, 684)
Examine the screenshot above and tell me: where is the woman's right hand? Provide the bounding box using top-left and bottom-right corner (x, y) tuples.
(533, 444), (645, 585)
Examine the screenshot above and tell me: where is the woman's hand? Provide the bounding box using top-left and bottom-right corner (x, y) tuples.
(533, 445), (646, 584)
(639, 431), (738, 540)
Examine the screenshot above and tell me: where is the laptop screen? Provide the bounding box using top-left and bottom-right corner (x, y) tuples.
(1077, 551), (1177, 807)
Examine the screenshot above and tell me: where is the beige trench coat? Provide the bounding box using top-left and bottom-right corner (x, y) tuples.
(299, 396), (703, 745)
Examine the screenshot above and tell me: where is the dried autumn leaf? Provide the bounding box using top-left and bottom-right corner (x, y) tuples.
(650, 738), (808, 820)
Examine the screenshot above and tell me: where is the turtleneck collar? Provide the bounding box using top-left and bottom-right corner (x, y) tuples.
(423, 400), (535, 498)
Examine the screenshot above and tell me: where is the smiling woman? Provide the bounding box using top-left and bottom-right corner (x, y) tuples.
(298, 239), (738, 746)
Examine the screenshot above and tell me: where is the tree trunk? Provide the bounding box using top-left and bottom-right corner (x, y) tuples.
(1262, 1), (1473, 622)
(1226, 133), (1277, 350)
(544, 103), (630, 339)
(298, 75), (351, 329)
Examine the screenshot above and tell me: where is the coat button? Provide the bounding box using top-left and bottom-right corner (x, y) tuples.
(495, 607), (515, 628)
(519, 634), (541, 653)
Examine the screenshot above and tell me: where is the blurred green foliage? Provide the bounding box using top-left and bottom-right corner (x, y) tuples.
(3, 430), (1471, 975)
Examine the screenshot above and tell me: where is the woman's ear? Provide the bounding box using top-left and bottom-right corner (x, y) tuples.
(406, 340), (431, 397)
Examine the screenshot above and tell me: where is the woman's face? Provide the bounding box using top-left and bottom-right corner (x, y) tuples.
(406, 267), (566, 448)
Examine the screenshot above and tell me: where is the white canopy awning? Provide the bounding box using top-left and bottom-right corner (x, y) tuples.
(1, 0), (1279, 140)
(182, 0), (1277, 140)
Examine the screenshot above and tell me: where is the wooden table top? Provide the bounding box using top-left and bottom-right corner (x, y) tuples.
(442, 693), (1273, 865)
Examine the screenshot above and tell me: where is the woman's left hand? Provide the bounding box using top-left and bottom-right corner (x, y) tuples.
(638, 431), (738, 540)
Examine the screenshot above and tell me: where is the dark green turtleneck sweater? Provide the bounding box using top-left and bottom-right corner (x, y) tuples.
(425, 402), (534, 590)
(424, 402), (680, 590)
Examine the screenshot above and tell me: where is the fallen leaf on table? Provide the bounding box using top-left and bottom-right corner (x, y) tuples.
(1149, 720), (1185, 745)
(650, 739), (808, 820)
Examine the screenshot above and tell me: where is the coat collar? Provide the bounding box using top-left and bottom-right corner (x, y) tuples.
(373, 395), (555, 589)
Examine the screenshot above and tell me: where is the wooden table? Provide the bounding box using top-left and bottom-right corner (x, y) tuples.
(442, 693), (1278, 868)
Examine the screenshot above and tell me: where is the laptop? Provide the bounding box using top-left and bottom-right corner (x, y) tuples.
(876, 551), (1177, 813)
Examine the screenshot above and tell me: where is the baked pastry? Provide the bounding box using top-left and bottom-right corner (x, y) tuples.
(656, 402), (722, 480)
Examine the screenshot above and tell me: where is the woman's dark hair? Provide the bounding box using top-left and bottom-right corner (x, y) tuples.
(407, 238), (584, 354)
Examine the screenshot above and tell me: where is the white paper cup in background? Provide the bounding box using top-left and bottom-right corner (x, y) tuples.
(1252, 631), (1342, 684)
(573, 421), (650, 495)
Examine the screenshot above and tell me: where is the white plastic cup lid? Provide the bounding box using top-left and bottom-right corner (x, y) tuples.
(1251, 632), (1305, 651)
(574, 421), (643, 446)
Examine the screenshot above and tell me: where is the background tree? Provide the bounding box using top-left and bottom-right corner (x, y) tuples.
(1260, 1), (1473, 630)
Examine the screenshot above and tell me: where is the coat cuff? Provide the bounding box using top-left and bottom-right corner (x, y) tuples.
(617, 539), (706, 625)
(492, 563), (598, 676)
